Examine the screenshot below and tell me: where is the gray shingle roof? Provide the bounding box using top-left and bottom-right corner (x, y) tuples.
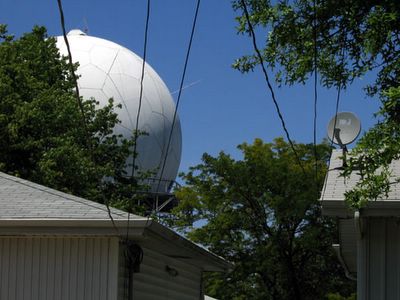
(0, 173), (232, 272)
(0, 172), (141, 220)
(321, 150), (400, 275)
(321, 150), (400, 201)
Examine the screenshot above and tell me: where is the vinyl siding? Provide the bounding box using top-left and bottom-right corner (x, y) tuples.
(338, 218), (357, 273)
(358, 218), (400, 300)
(0, 236), (119, 300)
(120, 246), (203, 300)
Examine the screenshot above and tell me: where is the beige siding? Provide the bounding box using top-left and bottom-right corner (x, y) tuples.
(125, 246), (203, 300)
(0, 236), (119, 300)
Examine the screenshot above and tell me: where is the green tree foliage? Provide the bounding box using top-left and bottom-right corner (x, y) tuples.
(0, 25), (147, 213)
(326, 293), (356, 300)
(232, 0), (400, 208)
(168, 138), (354, 299)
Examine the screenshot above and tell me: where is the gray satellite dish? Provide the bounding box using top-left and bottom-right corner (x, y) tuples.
(327, 112), (361, 147)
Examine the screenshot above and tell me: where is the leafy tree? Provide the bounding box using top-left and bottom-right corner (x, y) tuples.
(232, 0), (400, 208)
(0, 25), (147, 213)
(168, 138), (354, 300)
(326, 293), (356, 300)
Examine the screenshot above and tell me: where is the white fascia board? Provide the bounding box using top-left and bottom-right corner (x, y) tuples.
(322, 200), (400, 217)
(0, 218), (148, 237)
(321, 200), (354, 217)
(360, 201), (400, 216)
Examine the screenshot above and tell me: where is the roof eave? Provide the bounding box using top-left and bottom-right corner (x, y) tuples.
(145, 221), (233, 272)
(321, 200), (353, 217)
(322, 199), (400, 217)
(0, 218), (148, 237)
(0, 218), (233, 272)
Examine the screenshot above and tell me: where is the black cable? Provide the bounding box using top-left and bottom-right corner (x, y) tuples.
(155, 0), (201, 195)
(125, 241), (144, 299)
(312, 0), (319, 193)
(126, 0), (150, 243)
(320, 45), (345, 201)
(239, 0), (306, 176)
(125, 2), (151, 297)
(56, 0), (90, 149)
(320, 83), (342, 201)
(126, 0), (151, 236)
(131, 0), (151, 180)
(56, 0), (119, 233)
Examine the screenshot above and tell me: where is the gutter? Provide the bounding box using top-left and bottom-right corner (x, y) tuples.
(0, 218), (148, 237)
(0, 218), (148, 228)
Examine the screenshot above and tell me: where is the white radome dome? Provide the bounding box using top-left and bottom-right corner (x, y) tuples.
(56, 30), (182, 193)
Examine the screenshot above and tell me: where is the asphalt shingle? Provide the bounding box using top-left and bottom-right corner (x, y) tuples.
(321, 149), (400, 201)
(0, 172), (141, 220)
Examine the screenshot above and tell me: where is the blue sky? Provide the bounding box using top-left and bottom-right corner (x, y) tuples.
(1, 0), (380, 177)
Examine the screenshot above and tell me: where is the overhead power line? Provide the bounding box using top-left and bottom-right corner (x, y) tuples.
(320, 44), (345, 201)
(156, 0), (201, 194)
(313, 0), (319, 194)
(239, 0), (306, 176)
(131, 0), (151, 181)
(125, 0), (151, 274)
(124, 2), (151, 298)
(56, 0), (91, 149)
(56, 0), (119, 232)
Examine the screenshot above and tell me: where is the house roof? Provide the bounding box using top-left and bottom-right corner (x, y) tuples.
(321, 149), (400, 217)
(0, 171), (232, 272)
(0, 171), (135, 220)
(321, 150), (400, 276)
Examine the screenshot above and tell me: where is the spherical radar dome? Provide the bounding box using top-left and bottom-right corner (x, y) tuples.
(56, 30), (182, 193)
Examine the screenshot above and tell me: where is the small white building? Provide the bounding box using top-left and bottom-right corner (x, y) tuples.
(321, 150), (400, 299)
(0, 171), (231, 300)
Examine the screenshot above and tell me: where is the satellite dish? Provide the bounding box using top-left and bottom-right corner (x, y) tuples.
(327, 112), (361, 147)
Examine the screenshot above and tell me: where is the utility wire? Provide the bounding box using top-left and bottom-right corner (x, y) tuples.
(131, 0), (151, 181)
(56, 0), (119, 233)
(56, 0), (90, 148)
(124, 2), (151, 297)
(124, 5), (151, 296)
(312, 0), (319, 194)
(156, 0), (201, 194)
(239, 0), (306, 175)
(320, 40), (346, 201)
(320, 80), (342, 201)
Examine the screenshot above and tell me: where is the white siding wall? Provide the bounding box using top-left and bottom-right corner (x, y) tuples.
(339, 218), (357, 273)
(358, 218), (400, 300)
(0, 236), (119, 300)
(129, 247), (203, 300)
